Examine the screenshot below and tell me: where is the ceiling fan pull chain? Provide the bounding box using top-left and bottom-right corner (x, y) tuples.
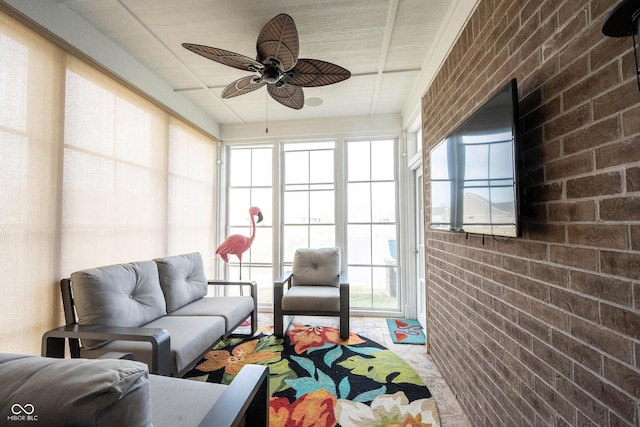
(265, 90), (269, 134)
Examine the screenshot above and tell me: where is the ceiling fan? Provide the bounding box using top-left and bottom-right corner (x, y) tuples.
(182, 13), (351, 110)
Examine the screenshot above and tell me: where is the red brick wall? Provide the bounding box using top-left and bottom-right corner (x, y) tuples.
(422, 1), (640, 425)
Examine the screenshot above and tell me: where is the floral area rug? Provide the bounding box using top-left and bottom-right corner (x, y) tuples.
(184, 324), (440, 427)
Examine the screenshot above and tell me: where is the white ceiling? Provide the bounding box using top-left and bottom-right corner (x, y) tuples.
(8, 0), (477, 129)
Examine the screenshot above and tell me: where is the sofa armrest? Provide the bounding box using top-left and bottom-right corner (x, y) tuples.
(207, 280), (257, 299)
(42, 324), (171, 376)
(199, 364), (269, 427)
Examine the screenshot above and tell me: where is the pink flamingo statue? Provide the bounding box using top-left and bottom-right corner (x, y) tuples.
(216, 206), (263, 279)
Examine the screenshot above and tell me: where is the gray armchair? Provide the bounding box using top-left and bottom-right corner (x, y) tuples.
(274, 248), (349, 339)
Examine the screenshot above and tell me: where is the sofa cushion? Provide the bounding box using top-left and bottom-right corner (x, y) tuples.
(71, 261), (167, 350)
(0, 354), (151, 427)
(168, 296), (254, 332)
(81, 315), (226, 376)
(292, 248), (341, 287)
(149, 375), (227, 427)
(154, 253), (208, 313)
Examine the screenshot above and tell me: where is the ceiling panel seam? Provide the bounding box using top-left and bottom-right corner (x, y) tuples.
(115, 0), (246, 124)
(370, 0), (399, 116)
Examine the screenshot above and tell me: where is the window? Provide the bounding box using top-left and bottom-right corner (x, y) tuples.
(282, 141), (336, 265)
(223, 139), (400, 312)
(225, 145), (274, 301)
(347, 139), (398, 310)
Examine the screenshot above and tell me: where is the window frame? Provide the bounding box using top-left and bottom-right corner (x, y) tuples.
(220, 136), (404, 317)
(344, 137), (401, 312)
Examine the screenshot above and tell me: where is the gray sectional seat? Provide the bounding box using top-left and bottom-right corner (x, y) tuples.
(155, 252), (256, 331)
(0, 353), (268, 426)
(42, 252), (257, 377)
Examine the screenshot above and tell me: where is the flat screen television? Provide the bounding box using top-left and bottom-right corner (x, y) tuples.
(429, 78), (521, 238)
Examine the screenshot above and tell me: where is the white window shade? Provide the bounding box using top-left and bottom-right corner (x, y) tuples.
(61, 58), (169, 273)
(0, 9), (65, 353)
(0, 8), (218, 354)
(167, 119), (216, 274)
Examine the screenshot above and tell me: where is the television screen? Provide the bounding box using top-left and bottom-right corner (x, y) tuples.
(429, 79), (520, 237)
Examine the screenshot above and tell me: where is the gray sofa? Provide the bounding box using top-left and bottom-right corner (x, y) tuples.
(42, 252), (257, 376)
(0, 353), (268, 426)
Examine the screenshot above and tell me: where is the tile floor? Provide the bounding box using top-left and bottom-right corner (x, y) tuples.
(257, 312), (471, 427)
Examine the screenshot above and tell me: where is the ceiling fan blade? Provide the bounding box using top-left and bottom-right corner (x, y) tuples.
(182, 43), (263, 72)
(267, 84), (304, 110)
(287, 59), (352, 87)
(256, 14), (299, 71)
(222, 76), (265, 98)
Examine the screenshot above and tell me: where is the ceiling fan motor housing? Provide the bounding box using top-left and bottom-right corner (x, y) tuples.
(262, 64), (283, 84)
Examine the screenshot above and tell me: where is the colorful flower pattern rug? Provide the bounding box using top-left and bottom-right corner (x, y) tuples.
(184, 324), (440, 427)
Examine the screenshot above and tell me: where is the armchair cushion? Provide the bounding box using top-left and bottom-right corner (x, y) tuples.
(292, 248), (341, 287)
(0, 354), (151, 427)
(71, 261), (167, 350)
(281, 285), (341, 311)
(154, 253), (208, 313)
